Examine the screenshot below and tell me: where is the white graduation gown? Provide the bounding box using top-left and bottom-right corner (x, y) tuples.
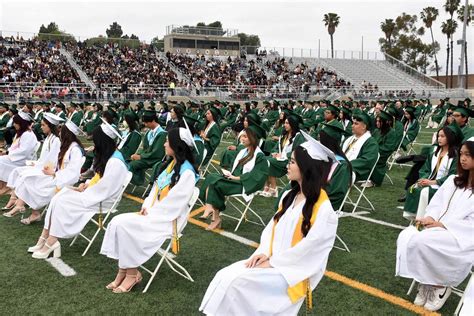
(9, 143), (84, 210)
(6, 133), (61, 187)
(200, 193), (338, 316)
(100, 169), (196, 268)
(43, 157), (129, 239)
(0, 131), (38, 182)
(396, 175), (474, 287)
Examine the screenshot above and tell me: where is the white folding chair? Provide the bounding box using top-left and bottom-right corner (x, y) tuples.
(341, 153), (380, 214)
(69, 171), (133, 256)
(140, 187), (200, 293)
(221, 193), (266, 232)
(405, 125), (422, 156)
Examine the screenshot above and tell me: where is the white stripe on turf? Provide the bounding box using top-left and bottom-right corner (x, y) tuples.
(219, 231), (259, 248)
(45, 258), (77, 277)
(347, 213), (407, 230)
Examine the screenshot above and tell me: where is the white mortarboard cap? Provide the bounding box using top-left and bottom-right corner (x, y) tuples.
(179, 127), (198, 152)
(100, 118), (123, 140)
(182, 119), (199, 153)
(43, 112), (64, 126)
(18, 111), (33, 122)
(299, 130), (337, 163)
(467, 136), (474, 142)
(65, 120), (83, 136)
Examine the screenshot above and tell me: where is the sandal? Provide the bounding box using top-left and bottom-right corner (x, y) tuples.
(2, 197), (17, 210)
(113, 272), (143, 293)
(206, 217), (222, 231)
(20, 214), (42, 225)
(199, 209), (212, 219)
(106, 269), (127, 290)
(3, 205), (26, 218)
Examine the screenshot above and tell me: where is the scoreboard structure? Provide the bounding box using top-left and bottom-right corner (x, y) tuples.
(164, 25), (240, 57)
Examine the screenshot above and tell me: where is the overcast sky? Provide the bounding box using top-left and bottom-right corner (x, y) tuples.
(0, 0), (472, 74)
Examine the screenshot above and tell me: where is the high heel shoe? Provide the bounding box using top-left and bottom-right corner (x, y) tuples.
(28, 236), (47, 253)
(106, 269), (127, 290)
(199, 209), (212, 219)
(20, 214), (42, 225)
(206, 217), (222, 231)
(3, 206), (25, 218)
(113, 272), (143, 293)
(32, 241), (61, 259)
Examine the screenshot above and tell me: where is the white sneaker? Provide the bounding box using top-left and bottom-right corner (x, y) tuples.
(413, 284), (429, 306)
(424, 286), (451, 311)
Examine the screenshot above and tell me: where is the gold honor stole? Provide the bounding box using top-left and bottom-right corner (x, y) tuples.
(268, 189), (329, 310)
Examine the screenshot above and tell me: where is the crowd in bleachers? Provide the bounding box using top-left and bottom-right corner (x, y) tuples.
(0, 95), (473, 313)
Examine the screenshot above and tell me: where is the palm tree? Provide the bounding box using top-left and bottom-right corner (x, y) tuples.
(420, 7), (440, 80)
(380, 19), (396, 50)
(323, 13), (340, 58)
(444, 0), (460, 88)
(457, 4), (473, 88)
(441, 19), (458, 88)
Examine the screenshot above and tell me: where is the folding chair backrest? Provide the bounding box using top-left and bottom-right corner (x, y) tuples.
(107, 171), (133, 213)
(177, 187), (200, 233)
(198, 148), (208, 171)
(365, 153), (380, 182)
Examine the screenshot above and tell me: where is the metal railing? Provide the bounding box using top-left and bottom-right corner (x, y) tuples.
(383, 53), (445, 89)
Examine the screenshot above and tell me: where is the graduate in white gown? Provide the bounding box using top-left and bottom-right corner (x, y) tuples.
(100, 127), (199, 293)
(28, 122), (129, 259)
(2, 113), (62, 212)
(200, 134), (339, 316)
(4, 117), (85, 224)
(396, 137), (474, 312)
(0, 111), (38, 195)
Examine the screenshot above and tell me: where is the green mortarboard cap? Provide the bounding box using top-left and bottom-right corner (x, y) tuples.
(209, 106), (221, 120)
(143, 109), (158, 118)
(404, 105), (416, 114)
(444, 122), (464, 142)
(453, 106), (474, 118)
(378, 110), (393, 121)
(326, 104), (340, 114)
(464, 97), (471, 104)
(341, 107), (352, 116)
(352, 111), (372, 129)
(320, 122), (351, 142)
(288, 113), (304, 126)
(245, 112), (261, 125)
(247, 124), (266, 140)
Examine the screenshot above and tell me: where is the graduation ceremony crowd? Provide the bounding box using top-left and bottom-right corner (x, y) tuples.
(0, 94), (473, 315)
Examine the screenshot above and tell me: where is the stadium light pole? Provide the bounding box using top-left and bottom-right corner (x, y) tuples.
(458, 0), (469, 89)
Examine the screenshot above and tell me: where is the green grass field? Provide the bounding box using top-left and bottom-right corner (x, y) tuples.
(0, 126), (468, 315)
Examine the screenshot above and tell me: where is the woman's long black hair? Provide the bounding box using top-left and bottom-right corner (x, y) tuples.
(435, 125), (461, 158)
(92, 126), (116, 177)
(273, 146), (332, 237)
(281, 115), (300, 145)
(454, 141), (474, 193)
(376, 116), (391, 136)
(157, 128), (197, 189)
(319, 130), (353, 189)
(57, 125), (84, 168)
(124, 114), (138, 132)
(12, 115), (30, 138)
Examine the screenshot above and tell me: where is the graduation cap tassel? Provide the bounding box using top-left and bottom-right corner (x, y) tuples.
(98, 202), (103, 229)
(171, 219), (180, 255)
(305, 280), (313, 314)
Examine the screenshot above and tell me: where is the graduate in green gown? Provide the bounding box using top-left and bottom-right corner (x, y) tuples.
(0, 103), (10, 141)
(452, 106), (474, 142)
(312, 104), (344, 140)
(219, 103), (239, 132)
(260, 102), (280, 132)
(200, 106), (222, 166)
(301, 101), (317, 130)
(427, 100), (447, 128)
(129, 110), (167, 186)
(54, 103), (67, 121)
(263, 114), (305, 197)
(118, 114), (142, 162)
(165, 104), (185, 131)
(370, 111), (400, 186)
(403, 123), (462, 219)
(85, 103), (103, 136)
(385, 106), (404, 146)
(339, 106), (353, 144)
(400, 105), (420, 151)
(341, 111), (379, 183)
(67, 102), (83, 127)
(263, 111), (287, 153)
(199, 126), (269, 230)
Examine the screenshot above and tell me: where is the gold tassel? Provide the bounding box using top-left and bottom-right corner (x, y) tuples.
(305, 280), (313, 313)
(98, 202), (103, 229)
(171, 219), (180, 255)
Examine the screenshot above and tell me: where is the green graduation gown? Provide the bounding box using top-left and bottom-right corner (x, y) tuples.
(370, 128), (399, 186)
(202, 122), (222, 165)
(404, 148), (457, 215)
(326, 158), (352, 211)
(0, 112), (10, 140)
(401, 119), (420, 150)
(129, 127), (167, 185)
(69, 111), (83, 126)
(119, 130), (142, 161)
(267, 133), (305, 178)
(219, 112), (238, 132)
(261, 110), (279, 132)
(345, 136), (379, 182)
(199, 151), (269, 212)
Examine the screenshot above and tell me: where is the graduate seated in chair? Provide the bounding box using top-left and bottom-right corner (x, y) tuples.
(199, 126), (269, 230)
(400, 105), (420, 151)
(341, 111), (379, 186)
(0, 112), (38, 195)
(100, 127), (199, 293)
(368, 110), (399, 187)
(27, 123), (128, 259)
(402, 123), (462, 219)
(117, 114), (142, 162)
(129, 110), (167, 186)
(396, 138), (474, 312)
(200, 138), (338, 315)
(200, 106), (222, 166)
(262, 114), (305, 197)
(3, 116), (84, 223)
